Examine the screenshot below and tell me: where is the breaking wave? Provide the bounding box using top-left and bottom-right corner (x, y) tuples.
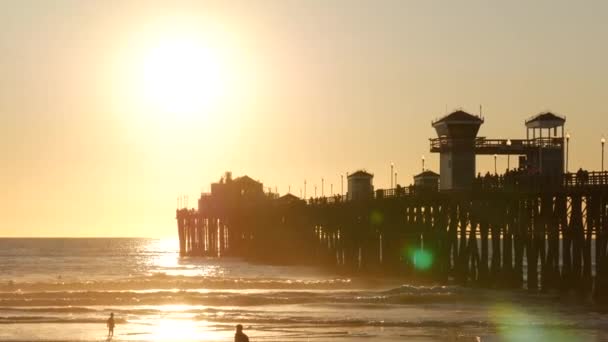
(0, 287), (466, 307)
(0, 274), (355, 292)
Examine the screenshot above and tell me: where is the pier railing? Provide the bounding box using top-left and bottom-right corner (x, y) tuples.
(430, 137), (563, 154)
(306, 186), (424, 205)
(472, 171), (608, 192)
(304, 171), (608, 205)
(564, 171), (608, 187)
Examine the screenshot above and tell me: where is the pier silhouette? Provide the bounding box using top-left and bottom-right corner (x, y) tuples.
(176, 111), (608, 299)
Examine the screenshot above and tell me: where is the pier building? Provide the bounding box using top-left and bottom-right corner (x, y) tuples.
(347, 170), (374, 200)
(413, 170), (440, 191)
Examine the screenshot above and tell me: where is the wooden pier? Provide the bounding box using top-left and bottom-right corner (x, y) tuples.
(177, 172), (608, 298)
(176, 111), (608, 298)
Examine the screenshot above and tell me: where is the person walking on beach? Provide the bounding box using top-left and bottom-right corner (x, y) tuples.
(107, 312), (115, 337)
(234, 324), (249, 342)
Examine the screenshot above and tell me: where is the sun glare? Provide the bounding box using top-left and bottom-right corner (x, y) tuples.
(111, 16), (258, 141)
(139, 35), (226, 116)
(116, 16), (243, 125)
(148, 319), (222, 341)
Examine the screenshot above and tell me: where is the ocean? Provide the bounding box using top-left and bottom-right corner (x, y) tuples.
(0, 238), (606, 341)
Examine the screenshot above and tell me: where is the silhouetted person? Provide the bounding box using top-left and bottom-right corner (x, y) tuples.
(234, 324), (249, 342)
(576, 168), (584, 186)
(107, 312), (115, 337)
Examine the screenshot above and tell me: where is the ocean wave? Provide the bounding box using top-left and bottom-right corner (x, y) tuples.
(0, 275), (355, 292)
(0, 286), (475, 307)
(0, 316), (127, 324)
(0, 282), (539, 311)
(206, 316), (590, 331)
(0, 306), (261, 315)
(0, 312), (586, 331)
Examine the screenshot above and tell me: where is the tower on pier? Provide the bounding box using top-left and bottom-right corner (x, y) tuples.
(347, 170), (374, 200)
(524, 112), (565, 176)
(431, 110), (484, 191)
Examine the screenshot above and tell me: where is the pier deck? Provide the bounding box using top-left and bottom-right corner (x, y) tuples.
(177, 172), (608, 299)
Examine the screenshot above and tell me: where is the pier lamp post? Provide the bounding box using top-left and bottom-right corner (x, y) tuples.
(506, 139), (512, 170)
(494, 154), (497, 175)
(341, 174), (344, 197)
(330, 184), (333, 196)
(421, 155), (425, 172)
(390, 163), (394, 188)
(321, 178), (324, 197)
(395, 172), (398, 187)
(566, 133), (570, 173)
(314, 185), (317, 198)
(304, 180), (307, 198)
(602, 137), (606, 172)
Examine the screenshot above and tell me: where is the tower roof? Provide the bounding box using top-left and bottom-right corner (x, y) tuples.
(414, 170), (440, 179)
(525, 112), (565, 129)
(432, 110), (484, 126)
(432, 110), (484, 137)
(234, 175), (261, 185)
(348, 170), (373, 178)
(277, 193), (303, 204)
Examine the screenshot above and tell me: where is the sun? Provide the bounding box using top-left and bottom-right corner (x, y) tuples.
(112, 17), (255, 137)
(138, 32), (227, 117)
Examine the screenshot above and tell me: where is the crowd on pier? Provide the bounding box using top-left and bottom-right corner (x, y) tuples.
(474, 167), (608, 190)
(306, 169), (608, 204)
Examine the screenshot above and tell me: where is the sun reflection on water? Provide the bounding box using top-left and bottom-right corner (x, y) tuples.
(142, 238), (228, 278)
(147, 319), (223, 341)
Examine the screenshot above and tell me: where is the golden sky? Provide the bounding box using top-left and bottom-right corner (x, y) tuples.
(1, 0), (607, 237)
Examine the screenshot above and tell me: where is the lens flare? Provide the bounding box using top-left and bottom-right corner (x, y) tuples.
(412, 249), (433, 270)
(370, 210), (384, 225)
(491, 303), (583, 341)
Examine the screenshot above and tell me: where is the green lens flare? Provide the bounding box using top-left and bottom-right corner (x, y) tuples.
(413, 249), (433, 270)
(370, 210), (384, 225)
(491, 303), (577, 342)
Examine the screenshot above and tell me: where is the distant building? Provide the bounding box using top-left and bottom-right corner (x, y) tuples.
(233, 175), (265, 196)
(277, 193), (304, 205)
(414, 170), (440, 191)
(209, 173), (264, 196)
(347, 170), (374, 200)
(200, 172), (266, 212)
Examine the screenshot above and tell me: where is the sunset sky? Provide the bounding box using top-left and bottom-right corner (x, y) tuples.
(2, 0), (607, 237)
